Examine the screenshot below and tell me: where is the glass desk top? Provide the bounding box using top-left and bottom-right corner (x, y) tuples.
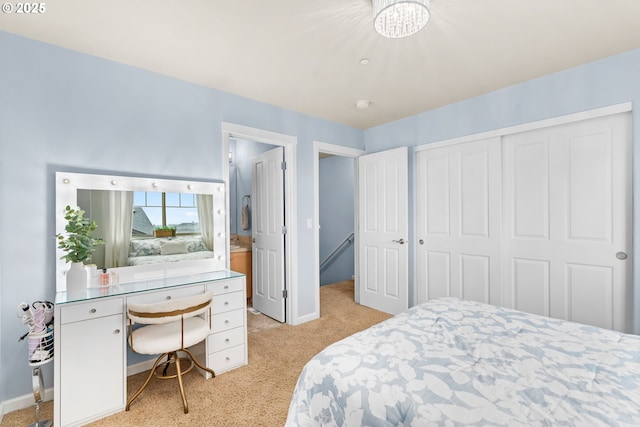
(55, 270), (244, 305)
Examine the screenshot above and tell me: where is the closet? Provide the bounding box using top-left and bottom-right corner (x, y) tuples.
(416, 111), (632, 332)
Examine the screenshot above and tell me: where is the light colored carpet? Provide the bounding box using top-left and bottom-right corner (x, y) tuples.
(1, 281), (391, 427)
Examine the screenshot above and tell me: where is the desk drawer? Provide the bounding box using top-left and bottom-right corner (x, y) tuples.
(207, 278), (244, 296)
(211, 309), (244, 333)
(207, 327), (245, 353)
(126, 284), (205, 305)
(212, 291), (244, 314)
(208, 344), (246, 374)
(60, 298), (123, 324)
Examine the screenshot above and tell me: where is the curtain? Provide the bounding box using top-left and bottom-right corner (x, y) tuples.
(197, 194), (215, 251)
(104, 190), (134, 268)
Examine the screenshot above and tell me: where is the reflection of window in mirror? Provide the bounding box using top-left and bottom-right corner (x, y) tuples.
(133, 191), (200, 236)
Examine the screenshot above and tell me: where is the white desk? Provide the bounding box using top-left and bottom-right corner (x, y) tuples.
(53, 270), (247, 427)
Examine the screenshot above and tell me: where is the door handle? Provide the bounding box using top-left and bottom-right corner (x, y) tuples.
(616, 251), (628, 260)
(392, 238), (406, 245)
(252, 237), (256, 243)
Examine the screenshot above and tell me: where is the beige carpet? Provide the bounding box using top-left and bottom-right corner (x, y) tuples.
(1, 281), (390, 427)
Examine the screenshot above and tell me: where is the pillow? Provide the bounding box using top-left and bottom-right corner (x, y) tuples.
(130, 239), (162, 257)
(183, 237), (208, 253)
(160, 240), (188, 256)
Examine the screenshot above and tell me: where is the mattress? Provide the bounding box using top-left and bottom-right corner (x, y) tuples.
(286, 298), (640, 426)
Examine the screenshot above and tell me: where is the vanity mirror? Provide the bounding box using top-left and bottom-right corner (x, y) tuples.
(55, 172), (227, 292)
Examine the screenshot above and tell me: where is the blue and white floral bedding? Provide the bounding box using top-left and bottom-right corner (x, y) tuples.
(286, 298), (640, 426)
(127, 236), (212, 266)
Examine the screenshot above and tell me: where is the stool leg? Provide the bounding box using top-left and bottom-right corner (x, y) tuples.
(174, 351), (189, 413)
(126, 352), (169, 411)
(182, 348), (215, 378)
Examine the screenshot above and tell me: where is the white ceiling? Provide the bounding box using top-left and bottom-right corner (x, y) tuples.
(2, 0), (639, 129)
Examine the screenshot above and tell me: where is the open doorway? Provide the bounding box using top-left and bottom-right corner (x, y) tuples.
(222, 122), (298, 325)
(313, 142), (365, 317)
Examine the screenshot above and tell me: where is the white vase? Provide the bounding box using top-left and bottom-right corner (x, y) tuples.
(66, 262), (87, 294)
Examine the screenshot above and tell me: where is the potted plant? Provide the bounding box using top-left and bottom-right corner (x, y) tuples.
(154, 225), (176, 238)
(56, 205), (104, 293)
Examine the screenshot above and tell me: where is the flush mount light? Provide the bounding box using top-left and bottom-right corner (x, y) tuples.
(356, 100), (371, 109)
(373, 0), (430, 39)
(359, 58), (370, 65)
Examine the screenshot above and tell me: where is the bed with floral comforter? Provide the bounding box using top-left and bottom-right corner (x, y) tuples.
(286, 298), (640, 426)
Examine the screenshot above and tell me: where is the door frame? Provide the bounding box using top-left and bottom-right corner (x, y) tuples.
(313, 141), (365, 320)
(221, 122), (298, 325)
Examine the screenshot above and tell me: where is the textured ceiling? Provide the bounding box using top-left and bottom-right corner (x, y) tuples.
(2, 0), (639, 129)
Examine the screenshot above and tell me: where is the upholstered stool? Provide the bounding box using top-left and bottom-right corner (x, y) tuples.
(126, 291), (215, 413)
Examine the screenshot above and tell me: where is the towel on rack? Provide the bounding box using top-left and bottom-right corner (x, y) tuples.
(241, 195), (251, 230)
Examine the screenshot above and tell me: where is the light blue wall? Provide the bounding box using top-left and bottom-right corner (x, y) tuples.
(364, 48), (640, 333)
(319, 156), (355, 285)
(0, 31), (364, 401)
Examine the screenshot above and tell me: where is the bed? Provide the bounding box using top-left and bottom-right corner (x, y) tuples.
(127, 236), (213, 266)
(286, 298), (640, 426)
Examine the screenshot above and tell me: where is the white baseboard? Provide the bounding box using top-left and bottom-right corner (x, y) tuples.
(0, 387), (54, 422)
(126, 358), (157, 376)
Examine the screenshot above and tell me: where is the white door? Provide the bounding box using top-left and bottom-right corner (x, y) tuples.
(357, 147), (408, 315)
(252, 147), (286, 322)
(416, 138), (502, 305)
(502, 113), (632, 332)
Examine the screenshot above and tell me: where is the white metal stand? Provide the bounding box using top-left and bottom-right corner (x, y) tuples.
(27, 366), (52, 427)
(26, 329), (54, 427)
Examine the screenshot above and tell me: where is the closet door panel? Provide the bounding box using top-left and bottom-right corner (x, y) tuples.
(567, 263), (613, 329)
(567, 131), (613, 242)
(416, 138), (501, 305)
(503, 113), (631, 332)
(511, 139), (550, 240)
(512, 258), (549, 317)
(460, 254), (489, 303)
(426, 251), (451, 300)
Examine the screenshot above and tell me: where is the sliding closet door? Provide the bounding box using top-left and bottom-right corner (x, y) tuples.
(415, 138), (502, 305)
(502, 113), (631, 332)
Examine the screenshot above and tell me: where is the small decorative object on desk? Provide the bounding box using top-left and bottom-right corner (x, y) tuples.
(56, 205), (104, 293)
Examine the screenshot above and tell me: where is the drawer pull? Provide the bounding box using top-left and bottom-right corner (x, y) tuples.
(166, 296), (172, 300)
(114, 329), (120, 334)
(224, 301), (229, 305)
(90, 308), (97, 314)
(224, 285), (229, 289)
(225, 357), (231, 361)
(225, 338), (230, 343)
(225, 320), (230, 324)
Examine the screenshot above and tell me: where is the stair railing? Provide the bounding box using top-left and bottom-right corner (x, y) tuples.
(320, 232), (354, 270)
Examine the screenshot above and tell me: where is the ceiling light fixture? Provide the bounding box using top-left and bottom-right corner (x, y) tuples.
(356, 100), (371, 109)
(373, 0), (430, 39)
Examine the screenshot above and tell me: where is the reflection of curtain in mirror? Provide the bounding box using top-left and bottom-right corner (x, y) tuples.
(104, 191), (134, 268)
(197, 194), (214, 251)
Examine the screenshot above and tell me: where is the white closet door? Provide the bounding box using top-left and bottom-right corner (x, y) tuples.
(502, 113), (631, 332)
(416, 138), (502, 305)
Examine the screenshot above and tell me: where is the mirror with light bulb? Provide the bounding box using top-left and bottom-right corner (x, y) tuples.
(55, 172), (227, 292)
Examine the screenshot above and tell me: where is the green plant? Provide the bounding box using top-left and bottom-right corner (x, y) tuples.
(56, 205), (104, 263)
(154, 225), (176, 231)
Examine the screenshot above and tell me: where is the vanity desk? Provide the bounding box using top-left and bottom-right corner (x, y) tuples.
(53, 270), (247, 427)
